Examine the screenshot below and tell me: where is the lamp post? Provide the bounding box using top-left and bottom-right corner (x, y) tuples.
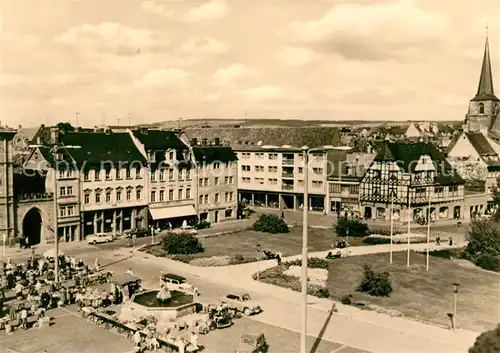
(426, 193), (432, 271)
(390, 197), (394, 264)
(407, 193), (411, 267)
(452, 282), (460, 330)
(256, 243), (261, 280)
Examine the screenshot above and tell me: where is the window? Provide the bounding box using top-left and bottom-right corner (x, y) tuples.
(126, 168), (131, 179)
(241, 165), (251, 172)
(204, 178), (209, 187)
(186, 188), (191, 199)
(298, 167), (303, 174)
(159, 169), (165, 181)
(225, 192), (229, 202)
(312, 181), (323, 188)
(135, 167), (141, 178)
(331, 184), (341, 193)
(229, 176), (233, 184)
(169, 189), (174, 200)
(298, 179), (304, 186)
(67, 186), (73, 195)
(59, 187), (66, 196)
(180, 169), (186, 180)
(199, 179), (203, 187)
(215, 177), (219, 186)
(255, 177), (264, 184)
(269, 153), (278, 160)
(151, 170), (156, 182)
(255, 153), (264, 159)
(373, 186), (381, 196)
(67, 206), (74, 216)
(95, 168), (101, 180)
(126, 189), (131, 200)
(116, 167), (121, 179)
(178, 189), (183, 200)
(159, 190), (165, 202)
(224, 176), (229, 184)
(313, 168), (323, 175)
(65, 170), (73, 178)
(59, 207), (66, 217)
(169, 151), (175, 160)
(268, 178), (278, 184)
(84, 193), (90, 204)
(389, 188), (397, 197)
(255, 166), (264, 172)
(106, 190), (111, 202)
(95, 192), (101, 203)
(204, 194), (209, 204)
(169, 169), (174, 180)
(215, 193), (220, 203)
(116, 190), (122, 201)
(186, 169), (191, 180)
(105, 168), (111, 180)
(213, 162), (220, 169)
(136, 189), (141, 200)
(58, 170), (64, 178)
(268, 166), (278, 173)
(84, 170), (90, 181)
(416, 187), (426, 197)
(199, 195), (204, 204)
(389, 171), (398, 180)
(434, 186), (444, 194)
(242, 177), (251, 183)
(479, 102), (485, 114)
(151, 191), (156, 202)
(241, 152), (251, 159)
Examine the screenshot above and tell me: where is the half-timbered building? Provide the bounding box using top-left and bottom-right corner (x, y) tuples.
(360, 141), (465, 222)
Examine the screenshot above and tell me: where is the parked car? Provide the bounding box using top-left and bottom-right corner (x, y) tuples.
(222, 293), (261, 316)
(235, 333), (268, 353)
(170, 226), (198, 235)
(161, 273), (195, 293)
(127, 227), (150, 238)
(87, 233), (114, 244)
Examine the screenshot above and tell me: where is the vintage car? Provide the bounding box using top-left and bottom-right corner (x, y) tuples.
(87, 233), (114, 244)
(223, 293), (261, 316)
(161, 273), (195, 293)
(235, 333), (268, 353)
(170, 226), (198, 235)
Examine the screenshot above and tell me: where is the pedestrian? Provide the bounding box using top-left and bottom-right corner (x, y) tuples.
(126, 268), (134, 275)
(436, 235), (441, 246)
(25, 235), (30, 249)
(276, 252), (282, 266)
(449, 237), (453, 246)
(281, 210), (285, 219)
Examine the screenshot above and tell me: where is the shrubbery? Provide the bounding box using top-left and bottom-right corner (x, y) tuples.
(356, 264), (393, 297)
(469, 324), (500, 353)
(462, 220), (500, 272)
(253, 214), (289, 234)
(285, 257), (330, 269)
(161, 233), (204, 255)
(334, 218), (369, 237)
(476, 254), (500, 272)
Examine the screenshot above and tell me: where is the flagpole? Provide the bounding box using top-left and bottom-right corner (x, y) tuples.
(407, 192), (411, 267)
(426, 193), (432, 271)
(390, 197), (394, 264)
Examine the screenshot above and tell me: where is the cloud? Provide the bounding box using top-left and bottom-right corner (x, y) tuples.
(286, 2), (450, 61)
(133, 68), (189, 88)
(238, 85), (287, 103)
(56, 22), (169, 54)
(183, 0), (229, 22)
(278, 46), (321, 67)
(212, 63), (258, 87)
(140, 0), (174, 18)
(178, 36), (229, 56)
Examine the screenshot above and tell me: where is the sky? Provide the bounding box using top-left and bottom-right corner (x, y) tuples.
(1, 0), (500, 128)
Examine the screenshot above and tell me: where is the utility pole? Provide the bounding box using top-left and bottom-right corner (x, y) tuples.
(75, 112), (80, 127)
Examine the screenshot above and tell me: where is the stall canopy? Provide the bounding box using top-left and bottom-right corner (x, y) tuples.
(149, 205), (196, 220)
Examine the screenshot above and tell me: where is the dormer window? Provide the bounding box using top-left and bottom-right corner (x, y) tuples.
(479, 103), (485, 114)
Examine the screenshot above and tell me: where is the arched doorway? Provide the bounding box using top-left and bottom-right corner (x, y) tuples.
(23, 208), (43, 246)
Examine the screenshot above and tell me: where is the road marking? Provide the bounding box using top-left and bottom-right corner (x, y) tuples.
(330, 345), (347, 353)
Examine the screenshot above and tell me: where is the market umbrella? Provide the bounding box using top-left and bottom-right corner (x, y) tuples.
(43, 248), (65, 259)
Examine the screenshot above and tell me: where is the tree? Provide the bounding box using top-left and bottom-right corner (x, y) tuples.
(463, 220), (500, 272)
(56, 122), (75, 133)
(252, 214), (289, 234)
(161, 233), (204, 255)
(356, 264), (393, 297)
(334, 218), (369, 237)
(469, 324), (500, 353)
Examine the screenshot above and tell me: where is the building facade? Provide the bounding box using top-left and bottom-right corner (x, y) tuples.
(0, 131), (17, 245)
(360, 141), (466, 221)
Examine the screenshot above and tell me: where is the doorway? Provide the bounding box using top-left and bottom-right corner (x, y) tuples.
(23, 208), (43, 245)
(214, 211), (219, 223)
(364, 206), (372, 219)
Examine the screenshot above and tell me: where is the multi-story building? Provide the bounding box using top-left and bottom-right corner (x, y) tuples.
(360, 141), (465, 221)
(191, 138), (238, 223)
(130, 128), (197, 229)
(0, 130), (17, 245)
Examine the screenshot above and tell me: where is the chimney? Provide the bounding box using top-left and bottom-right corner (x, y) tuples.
(367, 144), (372, 154)
(36, 136), (41, 145)
(50, 127), (59, 144)
(214, 137), (220, 146)
(191, 138), (198, 146)
(202, 138), (208, 146)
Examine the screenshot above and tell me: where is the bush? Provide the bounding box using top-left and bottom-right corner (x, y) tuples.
(252, 214), (289, 234)
(285, 257), (330, 269)
(340, 295), (352, 305)
(469, 324), (500, 353)
(356, 264), (393, 297)
(428, 249), (459, 259)
(335, 218), (369, 237)
(314, 287), (330, 298)
(362, 237), (391, 245)
(161, 233), (204, 255)
(229, 254), (258, 265)
(189, 256), (230, 267)
(476, 254), (500, 272)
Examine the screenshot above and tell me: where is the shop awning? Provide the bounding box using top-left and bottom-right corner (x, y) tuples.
(149, 205), (196, 220)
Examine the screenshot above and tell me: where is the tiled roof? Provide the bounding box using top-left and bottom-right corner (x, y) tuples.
(373, 140), (464, 184)
(192, 146), (238, 163)
(60, 132), (146, 166)
(184, 127), (342, 150)
(465, 132), (497, 156)
(131, 129), (188, 150)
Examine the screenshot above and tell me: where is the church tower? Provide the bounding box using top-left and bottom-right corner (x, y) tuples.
(465, 35), (500, 133)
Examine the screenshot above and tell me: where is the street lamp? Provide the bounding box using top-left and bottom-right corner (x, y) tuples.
(256, 243), (261, 280)
(452, 282), (460, 330)
(30, 143), (81, 283)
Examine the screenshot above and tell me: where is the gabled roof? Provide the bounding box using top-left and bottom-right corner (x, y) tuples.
(192, 146), (238, 163)
(464, 132), (497, 156)
(373, 140), (464, 184)
(184, 127), (342, 150)
(131, 129), (188, 150)
(60, 132), (146, 166)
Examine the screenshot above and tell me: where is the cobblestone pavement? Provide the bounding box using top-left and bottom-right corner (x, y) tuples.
(0, 308), (134, 353)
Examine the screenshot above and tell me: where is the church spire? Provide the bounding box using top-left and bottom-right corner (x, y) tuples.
(473, 32), (499, 101)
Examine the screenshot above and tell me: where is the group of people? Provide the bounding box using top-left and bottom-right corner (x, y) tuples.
(132, 325), (199, 353)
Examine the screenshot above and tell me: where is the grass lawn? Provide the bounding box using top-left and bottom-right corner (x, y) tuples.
(143, 227), (369, 265)
(326, 251), (499, 332)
